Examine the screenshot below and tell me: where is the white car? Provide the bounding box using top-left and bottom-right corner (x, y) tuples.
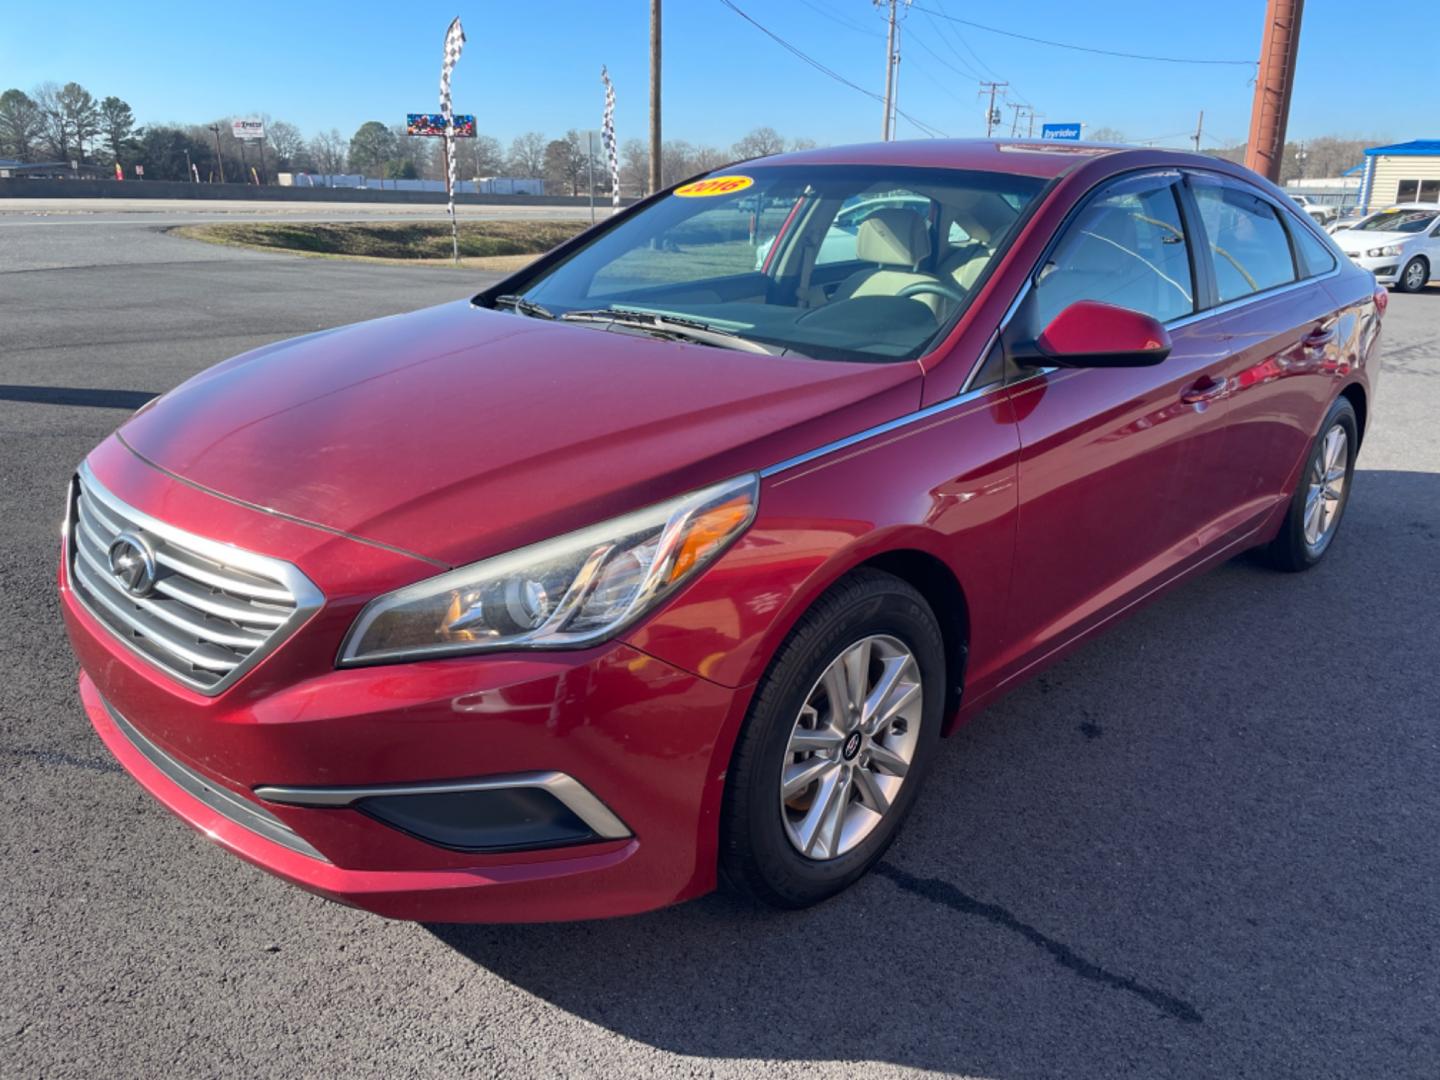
(1289, 194), (1337, 226)
(1332, 203), (1440, 292)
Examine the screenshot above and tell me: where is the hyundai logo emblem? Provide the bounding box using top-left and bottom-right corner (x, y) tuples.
(108, 531), (158, 597)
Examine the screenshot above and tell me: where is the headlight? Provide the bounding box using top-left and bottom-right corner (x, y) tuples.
(339, 474), (759, 665)
(1366, 244), (1404, 258)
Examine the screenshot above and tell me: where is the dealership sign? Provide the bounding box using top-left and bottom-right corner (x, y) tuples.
(231, 118), (265, 140)
(407, 113), (476, 138)
(1040, 123), (1082, 141)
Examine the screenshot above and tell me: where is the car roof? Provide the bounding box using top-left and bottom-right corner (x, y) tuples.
(1371, 203), (1439, 211)
(744, 138), (1217, 180)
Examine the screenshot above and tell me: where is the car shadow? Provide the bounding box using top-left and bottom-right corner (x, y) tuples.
(427, 468), (1440, 1077)
(0, 384), (157, 410)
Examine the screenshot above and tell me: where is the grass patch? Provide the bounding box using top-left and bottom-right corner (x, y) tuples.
(172, 220), (587, 266)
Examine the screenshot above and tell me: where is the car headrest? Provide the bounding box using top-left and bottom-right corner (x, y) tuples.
(856, 208), (931, 267)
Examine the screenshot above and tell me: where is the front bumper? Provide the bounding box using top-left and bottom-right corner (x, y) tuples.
(1341, 250), (1403, 284)
(59, 448), (749, 922)
(67, 615), (745, 921)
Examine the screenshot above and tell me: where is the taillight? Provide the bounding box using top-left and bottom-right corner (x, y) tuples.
(1374, 286), (1389, 317)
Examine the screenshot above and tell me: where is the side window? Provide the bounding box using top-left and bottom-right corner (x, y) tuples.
(1291, 220), (1338, 277)
(1031, 179), (1194, 328)
(1192, 179), (1298, 303)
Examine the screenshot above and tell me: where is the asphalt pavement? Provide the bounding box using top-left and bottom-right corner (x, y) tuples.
(2, 211), (1437, 1079)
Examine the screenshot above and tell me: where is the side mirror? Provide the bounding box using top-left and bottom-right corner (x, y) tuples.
(1016, 300), (1172, 368)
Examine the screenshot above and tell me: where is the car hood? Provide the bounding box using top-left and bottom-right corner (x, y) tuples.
(118, 300), (918, 567)
(1337, 230), (1415, 251)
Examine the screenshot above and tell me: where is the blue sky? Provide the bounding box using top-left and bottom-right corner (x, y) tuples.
(0, 0), (1422, 152)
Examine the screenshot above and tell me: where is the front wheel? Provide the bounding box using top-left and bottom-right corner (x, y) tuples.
(1258, 396), (1358, 571)
(1396, 257), (1429, 294)
(719, 569), (946, 909)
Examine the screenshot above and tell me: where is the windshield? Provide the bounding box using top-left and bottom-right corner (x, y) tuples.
(1353, 209), (1438, 234)
(493, 164), (1047, 362)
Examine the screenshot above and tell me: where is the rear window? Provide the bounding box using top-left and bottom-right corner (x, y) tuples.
(1192, 180), (1297, 303)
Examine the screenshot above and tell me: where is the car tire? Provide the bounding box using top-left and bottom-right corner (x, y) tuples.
(719, 568), (946, 909)
(1258, 396), (1358, 572)
(1396, 257), (1429, 294)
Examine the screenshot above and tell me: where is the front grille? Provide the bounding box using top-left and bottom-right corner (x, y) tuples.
(68, 464), (322, 694)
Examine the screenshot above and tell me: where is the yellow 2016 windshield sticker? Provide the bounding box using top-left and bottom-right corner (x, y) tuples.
(674, 175), (754, 198)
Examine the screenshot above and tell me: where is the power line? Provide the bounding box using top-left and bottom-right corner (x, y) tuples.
(909, 4), (1255, 65)
(793, 0), (882, 38)
(718, 0), (949, 137)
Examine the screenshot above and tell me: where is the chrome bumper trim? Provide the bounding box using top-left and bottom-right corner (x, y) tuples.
(254, 772), (632, 841)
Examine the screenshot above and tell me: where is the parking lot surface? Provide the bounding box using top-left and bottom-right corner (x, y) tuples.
(2, 218), (1437, 1079)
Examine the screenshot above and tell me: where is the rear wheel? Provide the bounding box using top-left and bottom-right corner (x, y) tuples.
(1258, 396), (1357, 571)
(720, 569), (945, 909)
(1396, 257), (1428, 294)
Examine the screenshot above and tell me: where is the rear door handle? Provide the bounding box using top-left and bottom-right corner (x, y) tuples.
(1181, 375), (1228, 404)
(1303, 324), (1338, 349)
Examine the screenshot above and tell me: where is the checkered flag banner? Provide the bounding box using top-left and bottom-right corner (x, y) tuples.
(601, 66), (620, 214)
(440, 16), (467, 260)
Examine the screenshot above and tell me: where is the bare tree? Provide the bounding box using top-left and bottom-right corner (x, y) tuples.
(620, 138), (649, 196)
(470, 134), (505, 176)
(265, 120), (305, 164)
(506, 131), (547, 177)
(309, 128), (348, 176)
(33, 82), (67, 160)
(732, 126), (785, 160)
(691, 145), (730, 172)
(788, 136), (817, 152)
(1088, 127), (1127, 144)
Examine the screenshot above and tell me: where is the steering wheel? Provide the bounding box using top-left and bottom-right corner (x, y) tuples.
(898, 280), (967, 305)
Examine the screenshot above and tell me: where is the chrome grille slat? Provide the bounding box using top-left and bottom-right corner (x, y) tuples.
(153, 546), (294, 603)
(68, 465), (323, 694)
(151, 574), (288, 628)
(72, 555), (242, 672)
(73, 538), (267, 650)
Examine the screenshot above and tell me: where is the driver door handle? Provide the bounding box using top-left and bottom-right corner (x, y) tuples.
(1181, 374), (1228, 404)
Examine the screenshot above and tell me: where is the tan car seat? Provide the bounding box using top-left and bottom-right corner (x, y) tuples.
(829, 209), (946, 318)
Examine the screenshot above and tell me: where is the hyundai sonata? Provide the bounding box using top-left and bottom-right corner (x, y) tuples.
(60, 140), (1383, 921)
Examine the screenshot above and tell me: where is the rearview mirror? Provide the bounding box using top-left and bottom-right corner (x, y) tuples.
(1016, 300), (1172, 368)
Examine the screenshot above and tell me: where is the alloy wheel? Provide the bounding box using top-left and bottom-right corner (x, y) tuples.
(779, 634), (923, 861)
(1404, 260), (1426, 291)
(1303, 423), (1348, 552)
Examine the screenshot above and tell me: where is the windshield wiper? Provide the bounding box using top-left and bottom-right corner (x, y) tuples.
(492, 294), (555, 320)
(559, 308), (781, 355)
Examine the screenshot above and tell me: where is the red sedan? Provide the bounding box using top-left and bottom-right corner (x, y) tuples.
(59, 141), (1382, 921)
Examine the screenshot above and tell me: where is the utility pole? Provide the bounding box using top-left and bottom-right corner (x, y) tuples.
(1007, 102), (1026, 138)
(1028, 111), (1043, 139)
(1245, 0), (1304, 182)
(209, 124), (225, 183)
(879, 0), (898, 141)
(587, 130), (596, 223)
(1192, 109), (1204, 152)
(980, 81), (1007, 138)
(648, 0), (662, 194)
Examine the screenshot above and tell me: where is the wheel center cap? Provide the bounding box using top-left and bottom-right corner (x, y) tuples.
(842, 731), (863, 761)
